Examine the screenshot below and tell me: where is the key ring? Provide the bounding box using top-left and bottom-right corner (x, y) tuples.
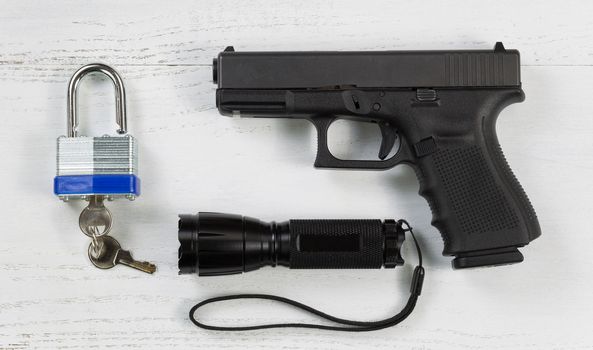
(79, 195), (113, 237)
(89, 228), (105, 259)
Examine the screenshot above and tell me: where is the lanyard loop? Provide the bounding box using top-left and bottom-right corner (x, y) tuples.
(189, 220), (424, 332)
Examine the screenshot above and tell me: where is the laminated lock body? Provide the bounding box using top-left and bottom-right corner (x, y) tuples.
(54, 135), (140, 200)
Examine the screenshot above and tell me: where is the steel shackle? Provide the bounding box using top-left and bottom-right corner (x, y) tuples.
(67, 63), (127, 138)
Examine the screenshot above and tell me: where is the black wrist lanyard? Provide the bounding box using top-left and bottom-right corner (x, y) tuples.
(189, 220), (424, 332)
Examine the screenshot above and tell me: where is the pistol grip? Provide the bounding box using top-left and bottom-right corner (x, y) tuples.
(412, 91), (541, 268)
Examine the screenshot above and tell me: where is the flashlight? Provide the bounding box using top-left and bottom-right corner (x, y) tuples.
(178, 212), (406, 276)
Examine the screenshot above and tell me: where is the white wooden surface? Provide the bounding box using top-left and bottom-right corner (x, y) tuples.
(1, 1), (592, 349)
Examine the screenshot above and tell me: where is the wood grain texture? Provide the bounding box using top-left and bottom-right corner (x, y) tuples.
(1, 0), (592, 349)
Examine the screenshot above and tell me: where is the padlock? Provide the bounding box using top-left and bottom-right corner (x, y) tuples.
(54, 64), (140, 201)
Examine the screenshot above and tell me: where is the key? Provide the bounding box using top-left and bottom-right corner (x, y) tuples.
(79, 195), (112, 237)
(88, 236), (156, 274)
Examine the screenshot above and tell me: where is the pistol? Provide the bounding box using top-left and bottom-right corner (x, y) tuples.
(212, 42), (541, 268)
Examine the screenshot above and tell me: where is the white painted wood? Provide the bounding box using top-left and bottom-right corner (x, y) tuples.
(1, 1), (592, 349)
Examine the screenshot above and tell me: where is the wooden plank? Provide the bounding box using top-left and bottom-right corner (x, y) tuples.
(1, 0), (593, 66)
(1, 1), (592, 349)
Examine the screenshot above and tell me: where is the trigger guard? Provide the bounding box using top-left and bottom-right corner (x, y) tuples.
(309, 116), (410, 170)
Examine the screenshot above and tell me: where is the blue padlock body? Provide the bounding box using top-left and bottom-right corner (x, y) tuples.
(54, 174), (141, 196)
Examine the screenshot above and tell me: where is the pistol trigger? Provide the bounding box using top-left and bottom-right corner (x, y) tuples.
(378, 121), (397, 160)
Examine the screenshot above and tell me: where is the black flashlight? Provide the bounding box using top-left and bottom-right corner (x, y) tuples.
(178, 212), (406, 276)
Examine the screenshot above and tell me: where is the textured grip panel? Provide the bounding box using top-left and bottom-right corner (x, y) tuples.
(491, 143), (539, 236)
(432, 146), (520, 235)
(289, 220), (384, 269)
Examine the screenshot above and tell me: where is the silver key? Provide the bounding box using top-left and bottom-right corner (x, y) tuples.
(79, 195), (112, 237)
(88, 236), (156, 274)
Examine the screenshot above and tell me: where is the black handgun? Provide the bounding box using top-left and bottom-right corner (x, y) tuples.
(212, 42), (541, 268)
